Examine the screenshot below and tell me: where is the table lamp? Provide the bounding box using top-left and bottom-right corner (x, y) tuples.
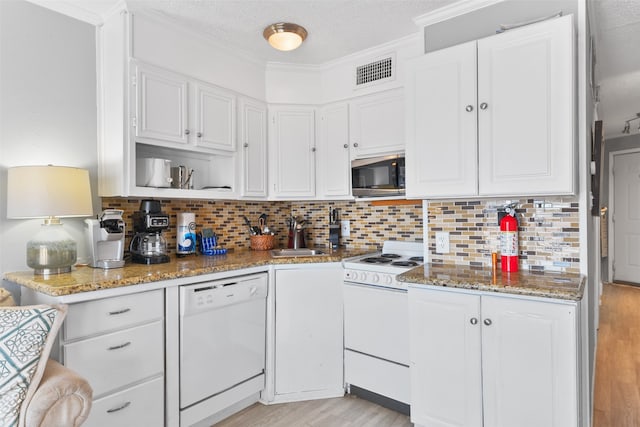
(7, 165), (93, 275)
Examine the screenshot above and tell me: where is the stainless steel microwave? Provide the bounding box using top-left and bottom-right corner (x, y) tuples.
(351, 154), (405, 198)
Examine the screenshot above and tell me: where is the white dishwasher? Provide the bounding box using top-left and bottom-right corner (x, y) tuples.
(179, 273), (267, 426)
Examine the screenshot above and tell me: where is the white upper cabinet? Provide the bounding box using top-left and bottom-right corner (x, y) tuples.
(194, 83), (236, 152)
(405, 41), (478, 198)
(405, 15), (575, 199)
(134, 62), (237, 152)
(317, 103), (352, 199)
(477, 15), (574, 196)
(269, 106), (316, 198)
(349, 88), (404, 159)
(135, 63), (189, 145)
(239, 98), (267, 198)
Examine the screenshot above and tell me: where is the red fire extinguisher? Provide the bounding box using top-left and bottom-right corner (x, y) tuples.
(500, 207), (518, 272)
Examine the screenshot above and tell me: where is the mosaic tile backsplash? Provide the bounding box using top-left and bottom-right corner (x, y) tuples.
(101, 198), (424, 253)
(427, 197), (580, 273)
(102, 196), (579, 273)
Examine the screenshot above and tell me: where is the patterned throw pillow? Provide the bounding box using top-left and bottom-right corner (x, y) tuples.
(0, 305), (66, 427)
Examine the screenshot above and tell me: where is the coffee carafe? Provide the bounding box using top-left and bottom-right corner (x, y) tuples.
(130, 200), (170, 264)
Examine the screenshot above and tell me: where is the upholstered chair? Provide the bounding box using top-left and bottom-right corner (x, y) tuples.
(0, 288), (93, 427)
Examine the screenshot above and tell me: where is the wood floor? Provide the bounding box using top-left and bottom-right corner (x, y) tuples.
(215, 282), (638, 427)
(593, 282), (640, 427)
(214, 395), (411, 427)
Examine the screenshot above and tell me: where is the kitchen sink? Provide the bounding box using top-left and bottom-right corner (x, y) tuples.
(270, 248), (326, 258)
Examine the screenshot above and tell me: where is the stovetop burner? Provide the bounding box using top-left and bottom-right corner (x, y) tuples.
(391, 261), (419, 267)
(409, 256), (424, 262)
(380, 253), (402, 259)
(361, 257), (394, 264)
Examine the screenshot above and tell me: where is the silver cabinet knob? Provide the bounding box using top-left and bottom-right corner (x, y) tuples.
(243, 142), (249, 148)
(480, 102), (488, 110)
(470, 317), (478, 325)
(465, 105), (474, 112)
(353, 142), (359, 148)
(197, 132), (202, 138)
(483, 318), (492, 326)
(343, 144), (349, 149)
(184, 129), (191, 135)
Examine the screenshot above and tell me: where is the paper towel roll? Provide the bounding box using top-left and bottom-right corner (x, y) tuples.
(177, 212), (196, 255)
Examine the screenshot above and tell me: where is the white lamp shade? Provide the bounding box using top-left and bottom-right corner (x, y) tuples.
(7, 165), (93, 219)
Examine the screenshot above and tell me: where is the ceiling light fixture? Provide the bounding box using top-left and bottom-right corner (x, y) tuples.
(263, 22), (307, 51)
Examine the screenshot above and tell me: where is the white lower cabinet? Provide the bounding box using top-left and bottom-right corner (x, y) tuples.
(408, 286), (578, 427)
(86, 376), (164, 427)
(272, 265), (344, 401)
(61, 289), (165, 426)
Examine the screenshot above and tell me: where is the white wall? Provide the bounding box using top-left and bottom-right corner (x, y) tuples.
(0, 0), (99, 299)
(265, 34), (423, 105)
(132, 12), (266, 101)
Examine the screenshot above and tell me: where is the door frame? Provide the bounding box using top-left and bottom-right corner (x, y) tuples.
(607, 148), (640, 283)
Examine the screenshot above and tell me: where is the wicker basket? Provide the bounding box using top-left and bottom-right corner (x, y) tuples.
(250, 234), (275, 251)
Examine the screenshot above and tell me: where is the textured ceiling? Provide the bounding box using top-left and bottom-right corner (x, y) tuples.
(125, 0), (453, 64)
(591, 0), (640, 137)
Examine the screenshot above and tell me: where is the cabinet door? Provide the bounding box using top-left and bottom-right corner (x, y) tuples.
(408, 287), (483, 427)
(269, 106), (316, 198)
(481, 296), (578, 427)
(317, 103), (351, 198)
(349, 89), (404, 159)
(477, 15), (574, 196)
(239, 98), (267, 198)
(135, 64), (189, 144)
(195, 83), (236, 151)
(274, 267), (343, 396)
(405, 41), (478, 198)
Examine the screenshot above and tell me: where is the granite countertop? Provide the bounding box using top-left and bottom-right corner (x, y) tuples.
(4, 248), (366, 297)
(397, 264), (585, 301)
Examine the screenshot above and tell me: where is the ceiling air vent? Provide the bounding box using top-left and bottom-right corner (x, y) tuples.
(355, 54), (395, 88)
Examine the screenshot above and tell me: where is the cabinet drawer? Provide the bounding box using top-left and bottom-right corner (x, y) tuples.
(84, 376), (164, 427)
(64, 321), (164, 397)
(65, 289), (163, 340)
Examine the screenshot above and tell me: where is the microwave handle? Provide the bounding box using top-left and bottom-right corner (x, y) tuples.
(351, 154), (404, 168)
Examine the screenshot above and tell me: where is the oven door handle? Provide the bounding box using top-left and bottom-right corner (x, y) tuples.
(343, 281), (407, 293)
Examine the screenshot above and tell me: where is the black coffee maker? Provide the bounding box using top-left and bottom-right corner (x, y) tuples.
(130, 200), (170, 264)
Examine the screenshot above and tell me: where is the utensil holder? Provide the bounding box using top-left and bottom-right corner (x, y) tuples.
(250, 234), (275, 251)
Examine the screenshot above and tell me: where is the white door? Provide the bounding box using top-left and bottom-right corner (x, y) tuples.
(612, 151), (640, 283)
(481, 296), (578, 427)
(317, 103), (351, 198)
(349, 88), (404, 159)
(477, 15), (574, 196)
(135, 64), (189, 145)
(194, 83), (236, 151)
(274, 267), (343, 396)
(405, 41), (478, 198)
(408, 287), (483, 427)
(269, 106), (316, 198)
(239, 98), (267, 198)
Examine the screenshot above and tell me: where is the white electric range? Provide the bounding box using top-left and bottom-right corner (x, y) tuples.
(343, 240), (424, 290)
(342, 240), (424, 411)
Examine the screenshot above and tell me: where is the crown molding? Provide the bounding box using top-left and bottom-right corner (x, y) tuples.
(413, 0), (506, 27)
(25, 0), (124, 25)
